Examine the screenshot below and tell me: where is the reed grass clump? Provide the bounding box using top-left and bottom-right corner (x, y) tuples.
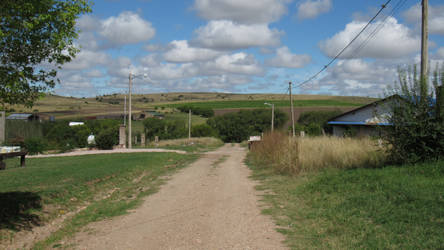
(250, 132), (386, 175)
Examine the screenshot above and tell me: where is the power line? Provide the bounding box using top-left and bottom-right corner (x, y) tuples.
(294, 0), (392, 89)
(351, 0), (408, 57)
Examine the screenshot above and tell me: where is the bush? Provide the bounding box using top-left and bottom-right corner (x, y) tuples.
(24, 137), (47, 155)
(95, 128), (118, 150)
(143, 118), (187, 140)
(176, 105), (214, 117)
(298, 110), (342, 133)
(384, 65), (444, 164)
(207, 109), (288, 142)
(305, 123), (323, 136)
(191, 124), (217, 137)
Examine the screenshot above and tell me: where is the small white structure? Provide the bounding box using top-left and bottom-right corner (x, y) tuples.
(327, 95), (397, 137)
(87, 134), (95, 145)
(69, 122), (85, 126)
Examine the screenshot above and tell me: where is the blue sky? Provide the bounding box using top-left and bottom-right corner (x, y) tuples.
(54, 0), (444, 98)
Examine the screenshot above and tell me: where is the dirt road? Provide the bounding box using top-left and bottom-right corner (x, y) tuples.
(72, 144), (286, 249)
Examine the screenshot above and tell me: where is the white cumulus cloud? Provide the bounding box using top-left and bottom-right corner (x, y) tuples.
(297, 0), (332, 20)
(266, 46), (311, 68)
(193, 0), (290, 24)
(201, 52), (264, 76)
(403, 3), (444, 35)
(100, 11), (156, 46)
(194, 20), (282, 50)
(163, 40), (222, 63)
(319, 17), (420, 59)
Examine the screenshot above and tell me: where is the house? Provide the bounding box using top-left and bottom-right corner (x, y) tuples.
(327, 95), (397, 137)
(7, 113), (40, 122)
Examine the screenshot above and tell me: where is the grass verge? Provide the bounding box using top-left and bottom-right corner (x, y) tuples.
(246, 156), (444, 249)
(250, 132), (386, 174)
(0, 152), (197, 248)
(145, 137), (224, 153)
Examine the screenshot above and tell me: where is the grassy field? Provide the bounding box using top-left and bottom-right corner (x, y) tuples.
(247, 157), (444, 249)
(0, 152), (197, 248)
(168, 99), (364, 109)
(4, 93), (376, 120)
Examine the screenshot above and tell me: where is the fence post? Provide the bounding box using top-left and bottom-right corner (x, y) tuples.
(0, 111), (5, 144)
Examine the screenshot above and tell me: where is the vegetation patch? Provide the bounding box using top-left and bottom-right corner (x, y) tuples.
(250, 132), (386, 175)
(247, 156), (444, 249)
(168, 99), (363, 110)
(146, 137), (224, 153)
(0, 152), (197, 248)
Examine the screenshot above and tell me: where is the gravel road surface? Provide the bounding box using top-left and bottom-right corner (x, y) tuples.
(72, 144), (286, 249)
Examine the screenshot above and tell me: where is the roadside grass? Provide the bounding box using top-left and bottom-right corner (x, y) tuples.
(250, 132), (386, 175)
(247, 152), (444, 249)
(0, 152), (197, 248)
(145, 137), (224, 153)
(168, 99), (363, 110)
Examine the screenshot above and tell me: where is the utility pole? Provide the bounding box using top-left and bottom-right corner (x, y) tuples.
(289, 82), (295, 137)
(271, 103), (274, 132)
(188, 109), (191, 140)
(420, 0), (429, 101)
(124, 95), (127, 127)
(128, 73), (133, 149)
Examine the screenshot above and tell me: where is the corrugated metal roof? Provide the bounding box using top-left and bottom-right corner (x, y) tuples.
(7, 113), (33, 119)
(327, 121), (392, 126)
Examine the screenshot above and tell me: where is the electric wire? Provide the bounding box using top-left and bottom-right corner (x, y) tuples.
(351, 0), (408, 58)
(294, 0), (393, 89)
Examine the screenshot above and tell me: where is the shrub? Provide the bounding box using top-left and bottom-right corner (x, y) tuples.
(143, 118), (187, 140)
(95, 128), (118, 150)
(305, 123), (323, 136)
(383, 65), (444, 164)
(191, 124), (217, 137)
(176, 105), (214, 117)
(298, 110), (342, 134)
(207, 109), (288, 142)
(24, 137), (47, 155)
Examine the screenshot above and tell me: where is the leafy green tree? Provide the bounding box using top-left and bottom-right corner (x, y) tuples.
(207, 109), (288, 142)
(191, 123), (217, 138)
(384, 64), (444, 163)
(298, 110), (342, 134)
(0, 0), (91, 106)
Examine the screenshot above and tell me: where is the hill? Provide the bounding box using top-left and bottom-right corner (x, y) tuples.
(5, 92), (377, 119)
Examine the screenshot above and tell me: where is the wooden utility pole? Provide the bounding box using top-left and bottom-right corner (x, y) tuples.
(188, 109), (191, 140)
(128, 73), (133, 149)
(289, 82), (295, 137)
(271, 103), (274, 132)
(124, 95), (126, 127)
(420, 0), (429, 101)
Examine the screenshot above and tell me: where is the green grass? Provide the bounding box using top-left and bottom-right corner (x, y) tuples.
(247, 157), (444, 249)
(0, 153), (197, 248)
(164, 112), (207, 125)
(168, 100), (363, 109)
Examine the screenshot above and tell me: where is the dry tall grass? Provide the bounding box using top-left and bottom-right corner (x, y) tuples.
(250, 132), (386, 175)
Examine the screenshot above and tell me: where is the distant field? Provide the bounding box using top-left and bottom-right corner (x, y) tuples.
(5, 93), (376, 119)
(168, 99), (363, 109)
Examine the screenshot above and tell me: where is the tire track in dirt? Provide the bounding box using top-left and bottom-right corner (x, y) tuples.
(71, 144), (287, 249)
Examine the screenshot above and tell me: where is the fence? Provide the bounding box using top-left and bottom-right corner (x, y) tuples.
(5, 120), (43, 143)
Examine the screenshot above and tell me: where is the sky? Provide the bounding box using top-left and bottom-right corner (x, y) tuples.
(54, 0), (444, 98)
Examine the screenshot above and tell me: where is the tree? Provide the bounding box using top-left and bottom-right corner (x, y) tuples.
(207, 109), (288, 142)
(384, 64), (444, 163)
(0, 0), (91, 107)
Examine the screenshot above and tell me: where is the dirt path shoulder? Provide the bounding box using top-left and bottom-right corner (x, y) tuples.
(71, 144), (286, 249)
(28, 148), (187, 158)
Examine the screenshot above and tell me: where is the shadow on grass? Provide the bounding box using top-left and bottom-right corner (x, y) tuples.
(0, 192), (42, 231)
